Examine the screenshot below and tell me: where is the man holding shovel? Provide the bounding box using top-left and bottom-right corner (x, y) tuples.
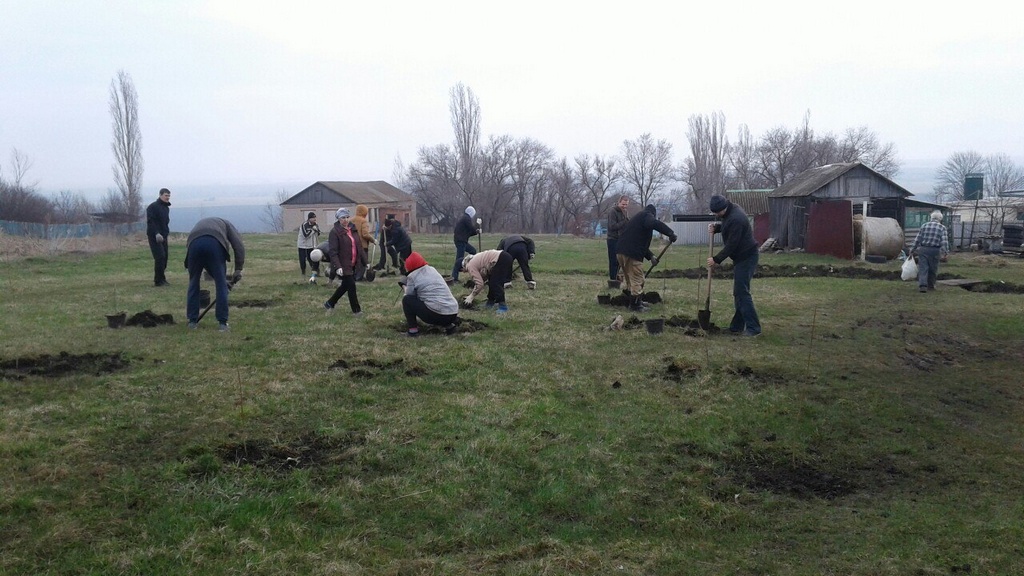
(451, 206), (480, 283)
(707, 194), (761, 337)
(616, 204), (677, 312)
(184, 217), (245, 331)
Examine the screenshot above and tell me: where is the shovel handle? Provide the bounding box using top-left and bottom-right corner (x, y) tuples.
(705, 232), (714, 308)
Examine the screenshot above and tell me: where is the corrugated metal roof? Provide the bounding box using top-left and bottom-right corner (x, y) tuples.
(768, 162), (913, 199)
(723, 189), (772, 215)
(768, 163), (860, 198)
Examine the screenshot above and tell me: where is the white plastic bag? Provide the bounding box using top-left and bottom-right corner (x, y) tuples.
(901, 256), (918, 281)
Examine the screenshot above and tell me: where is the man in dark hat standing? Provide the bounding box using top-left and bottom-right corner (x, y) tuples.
(615, 204), (677, 312)
(707, 194), (761, 336)
(146, 188), (171, 286)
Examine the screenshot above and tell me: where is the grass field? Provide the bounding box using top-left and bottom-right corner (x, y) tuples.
(1, 232), (1023, 575)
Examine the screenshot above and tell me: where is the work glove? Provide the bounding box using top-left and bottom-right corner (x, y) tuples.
(231, 270), (243, 284)
(529, 253), (535, 260)
(650, 256), (659, 266)
(155, 234), (164, 243)
(463, 294), (474, 306)
(476, 218), (482, 226)
(668, 234), (678, 243)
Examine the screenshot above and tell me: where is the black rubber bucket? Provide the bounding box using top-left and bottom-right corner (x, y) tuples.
(645, 318), (665, 335)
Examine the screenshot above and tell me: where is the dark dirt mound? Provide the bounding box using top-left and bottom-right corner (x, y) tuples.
(604, 291), (663, 307)
(215, 431), (364, 472)
(329, 356), (427, 377)
(125, 310), (174, 327)
(233, 298), (277, 308)
(0, 351), (131, 379)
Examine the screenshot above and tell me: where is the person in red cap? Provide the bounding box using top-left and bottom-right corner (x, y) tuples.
(401, 251), (460, 336)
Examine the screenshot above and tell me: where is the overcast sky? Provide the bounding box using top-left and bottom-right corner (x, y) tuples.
(2, 0), (1022, 206)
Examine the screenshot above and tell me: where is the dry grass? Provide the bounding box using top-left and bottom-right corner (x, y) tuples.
(0, 230), (152, 262)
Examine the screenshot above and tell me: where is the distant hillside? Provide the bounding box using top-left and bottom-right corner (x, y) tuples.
(170, 205), (278, 234)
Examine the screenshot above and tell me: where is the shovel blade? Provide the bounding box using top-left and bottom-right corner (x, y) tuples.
(697, 308), (712, 331)
(365, 268), (376, 282)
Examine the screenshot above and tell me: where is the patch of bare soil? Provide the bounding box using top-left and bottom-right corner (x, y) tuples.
(328, 356), (427, 377)
(0, 351), (131, 379)
(602, 291), (663, 307)
(215, 431), (364, 472)
(125, 310), (175, 327)
(232, 298), (277, 308)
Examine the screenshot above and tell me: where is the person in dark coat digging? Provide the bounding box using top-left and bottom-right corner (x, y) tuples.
(496, 234), (536, 289)
(707, 194), (761, 336)
(615, 204), (677, 312)
(383, 218), (413, 275)
(184, 217), (245, 331)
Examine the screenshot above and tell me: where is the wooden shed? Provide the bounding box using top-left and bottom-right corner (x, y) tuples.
(768, 162), (912, 258)
(280, 181), (416, 233)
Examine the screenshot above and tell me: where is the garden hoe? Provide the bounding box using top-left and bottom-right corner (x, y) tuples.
(698, 232), (714, 331)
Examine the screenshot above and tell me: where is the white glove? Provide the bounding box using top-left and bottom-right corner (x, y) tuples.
(476, 218), (482, 226)
(155, 234), (164, 243)
(463, 295), (474, 306)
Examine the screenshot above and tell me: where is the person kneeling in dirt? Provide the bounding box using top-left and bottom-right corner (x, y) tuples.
(401, 251), (459, 336)
(496, 234), (537, 289)
(615, 204), (677, 312)
(185, 217), (245, 331)
(461, 249), (514, 314)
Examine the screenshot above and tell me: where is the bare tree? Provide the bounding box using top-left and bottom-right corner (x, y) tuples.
(406, 143), (462, 227)
(508, 137), (553, 231)
(548, 157), (587, 234)
(9, 148), (36, 189)
(933, 151), (985, 203)
(621, 133), (674, 207)
(837, 126), (901, 178)
(985, 153), (1024, 197)
(727, 124), (764, 190)
(109, 69), (144, 220)
(575, 154), (621, 220)
(51, 190), (95, 224)
(754, 126), (799, 188)
(476, 134), (518, 231)
(0, 180), (51, 223)
(450, 83), (482, 208)
(260, 189), (289, 233)
(682, 112), (729, 208)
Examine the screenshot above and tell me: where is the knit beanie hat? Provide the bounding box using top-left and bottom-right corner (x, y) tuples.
(466, 206), (476, 218)
(335, 207), (350, 219)
(404, 251), (427, 273)
(709, 194), (729, 213)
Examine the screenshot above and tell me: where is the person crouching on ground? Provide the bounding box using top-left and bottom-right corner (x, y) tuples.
(461, 249), (514, 314)
(615, 204), (677, 312)
(496, 234), (537, 289)
(910, 210), (950, 293)
(324, 208), (365, 315)
(184, 217), (245, 331)
(707, 194), (761, 336)
(401, 251), (459, 336)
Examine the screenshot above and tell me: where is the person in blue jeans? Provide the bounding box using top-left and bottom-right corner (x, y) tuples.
(707, 194), (761, 337)
(451, 205), (480, 282)
(184, 217), (245, 331)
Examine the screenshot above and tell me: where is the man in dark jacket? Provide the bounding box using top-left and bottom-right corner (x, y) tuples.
(383, 218), (413, 275)
(146, 188), (171, 286)
(606, 195), (630, 285)
(184, 217), (245, 331)
(451, 206), (480, 282)
(616, 204), (677, 311)
(496, 234), (537, 289)
(707, 194), (761, 336)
